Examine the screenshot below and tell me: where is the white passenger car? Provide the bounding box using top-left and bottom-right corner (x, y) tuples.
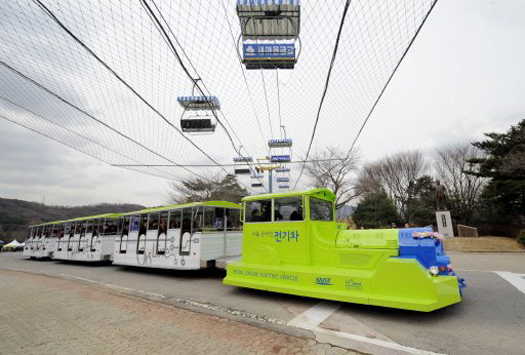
(23, 222), (61, 259)
(113, 201), (242, 270)
(53, 213), (121, 262)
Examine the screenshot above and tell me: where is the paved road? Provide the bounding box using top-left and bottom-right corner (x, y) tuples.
(1, 252), (523, 354)
(0, 270), (355, 355)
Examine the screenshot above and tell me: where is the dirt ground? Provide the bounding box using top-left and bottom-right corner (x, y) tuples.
(443, 236), (525, 252)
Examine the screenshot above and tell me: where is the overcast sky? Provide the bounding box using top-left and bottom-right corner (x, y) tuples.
(0, 0), (524, 207)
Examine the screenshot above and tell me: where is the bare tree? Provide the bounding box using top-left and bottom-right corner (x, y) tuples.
(434, 144), (487, 224)
(168, 173), (248, 204)
(302, 147), (361, 209)
(356, 150), (428, 222)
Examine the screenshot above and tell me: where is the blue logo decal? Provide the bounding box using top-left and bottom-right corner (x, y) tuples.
(243, 43), (295, 59)
(315, 277), (332, 286)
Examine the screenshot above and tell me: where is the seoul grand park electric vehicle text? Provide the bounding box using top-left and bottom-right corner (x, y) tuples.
(23, 189), (465, 312)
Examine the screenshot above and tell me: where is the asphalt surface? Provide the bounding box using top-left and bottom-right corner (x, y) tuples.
(1, 252), (524, 355)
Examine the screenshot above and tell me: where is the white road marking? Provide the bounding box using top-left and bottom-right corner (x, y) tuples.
(494, 271), (525, 295)
(288, 301), (443, 355)
(287, 301), (341, 330)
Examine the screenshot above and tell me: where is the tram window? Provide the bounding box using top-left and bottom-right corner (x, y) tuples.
(86, 220), (93, 234)
(65, 223), (73, 237)
(148, 213), (160, 231)
(159, 212), (168, 235)
(310, 197), (334, 221)
(92, 219), (99, 236)
(181, 209), (192, 232)
(203, 207), (225, 231)
(77, 222), (86, 235)
(245, 200), (272, 223)
(274, 197), (303, 221)
(130, 215), (140, 232)
(139, 214), (148, 236)
(121, 216), (130, 236)
(193, 207), (203, 232)
(226, 209), (242, 231)
(169, 210), (181, 229)
(102, 219), (118, 235)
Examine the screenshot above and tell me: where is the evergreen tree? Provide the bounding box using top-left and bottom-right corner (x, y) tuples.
(468, 119), (525, 225)
(353, 189), (401, 229)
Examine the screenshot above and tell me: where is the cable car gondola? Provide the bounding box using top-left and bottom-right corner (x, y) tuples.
(268, 138), (293, 148)
(236, 0), (301, 70)
(233, 155), (253, 175)
(177, 80), (220, 134)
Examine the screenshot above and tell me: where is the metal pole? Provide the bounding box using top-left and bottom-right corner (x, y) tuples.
(269, 169), (273, 193)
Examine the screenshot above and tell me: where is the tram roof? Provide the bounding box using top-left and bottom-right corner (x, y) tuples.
(66, 213), (122, 222)
(118, 200), (242, 216)
(29, 213), (122, 228)
(242, 188), (335, 202)
(29, 219), (68, 228)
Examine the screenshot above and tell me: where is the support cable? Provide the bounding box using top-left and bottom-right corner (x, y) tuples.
(0, 60), (200, 178)
(33, 0), (226, 173)
(293, 0), (352, 189)
(0, 95), (180, 180)
(143, 0), (264, 190)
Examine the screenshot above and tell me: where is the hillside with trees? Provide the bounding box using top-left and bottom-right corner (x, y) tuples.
(0, 198), (145, 243)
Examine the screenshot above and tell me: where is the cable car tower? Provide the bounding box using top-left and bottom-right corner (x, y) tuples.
(236, 0), (301, 70)
(177, 80), (219, 134)
(269, 125), (292, 191)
